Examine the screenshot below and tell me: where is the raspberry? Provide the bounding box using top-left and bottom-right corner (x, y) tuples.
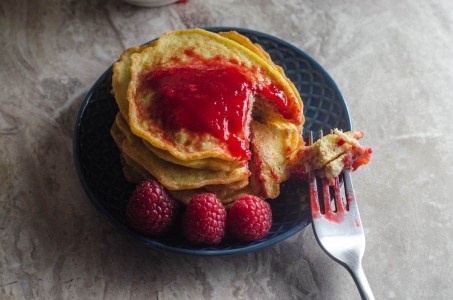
(227, 195), (272, 242)
(182, 193), (227, 245)
(126, 179), (179, 236)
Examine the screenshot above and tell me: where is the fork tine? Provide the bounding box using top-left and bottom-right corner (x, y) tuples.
(317, 130), (334, 215)
(343, 170), (355, 210)
(333, 177), (346, 213)
(329, 128), (346, 213)
(322, 178), (332, 215)
(308, 131), (321, 218)
(309, 175), (321, 218)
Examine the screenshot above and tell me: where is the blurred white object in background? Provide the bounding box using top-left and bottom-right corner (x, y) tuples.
(122, 0), (179, 7)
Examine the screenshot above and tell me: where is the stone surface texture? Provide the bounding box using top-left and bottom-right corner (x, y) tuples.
(1, 0), (452, 299)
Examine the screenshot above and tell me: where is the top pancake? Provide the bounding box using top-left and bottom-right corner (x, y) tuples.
(127, 29), (303, 164)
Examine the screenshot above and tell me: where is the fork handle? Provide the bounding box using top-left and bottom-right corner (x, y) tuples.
(350, 263), (375, 300)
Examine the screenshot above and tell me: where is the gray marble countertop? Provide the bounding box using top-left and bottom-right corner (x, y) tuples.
(1, 0), (452, 299)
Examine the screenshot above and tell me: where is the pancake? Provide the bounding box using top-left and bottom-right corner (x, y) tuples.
(169, 186), (251, 206)
(112, 113), (250, 190)
(119, 148), (250, 204)
(142, 140), (242, 172)
(112, 45), (148, 121)
(113, 120), (251, 204)
(127, 29), (303, 163)
(295, 129), (372, 179)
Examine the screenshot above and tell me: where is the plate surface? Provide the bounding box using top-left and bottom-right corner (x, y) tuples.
(73, 27), (351, 256)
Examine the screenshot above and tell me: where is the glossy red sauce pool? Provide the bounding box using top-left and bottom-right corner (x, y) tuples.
(144, 65), (253, 160)
(138, 48), (298, 160)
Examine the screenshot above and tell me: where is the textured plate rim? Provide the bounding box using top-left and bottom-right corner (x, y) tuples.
(73, 27), (351, 256)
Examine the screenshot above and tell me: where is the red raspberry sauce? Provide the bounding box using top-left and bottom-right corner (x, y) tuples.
(144, 66), (253, 160)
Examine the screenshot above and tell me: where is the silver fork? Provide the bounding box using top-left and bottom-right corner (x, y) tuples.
(309, 130), (374, 300)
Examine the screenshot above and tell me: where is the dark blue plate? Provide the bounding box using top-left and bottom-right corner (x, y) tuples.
(73, 27), (351, 256)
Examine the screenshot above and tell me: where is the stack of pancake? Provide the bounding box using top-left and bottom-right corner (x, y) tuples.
(110, 29), (304, 206)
